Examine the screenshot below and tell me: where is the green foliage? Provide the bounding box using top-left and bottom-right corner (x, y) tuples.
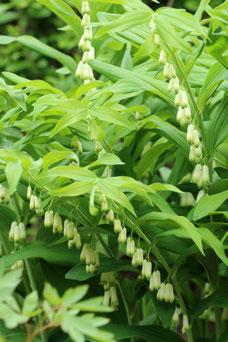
(0, 0), (227, 341)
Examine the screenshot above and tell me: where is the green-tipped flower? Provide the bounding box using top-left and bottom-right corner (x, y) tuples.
(53, 212), (63, 234)
(114, 219), (122, 233)
(173, 77), (179, 93)
(136, 248), (144, 266)
(157, 282), (166, 301)
(153, 270), (161, 290)
(172, 307), (179, 325)
(75, 232), (82, 249)
(9, 221), (17, 241)
(164, 283), (174, 303)
(80, 243), (89, 261)
(118, 227), (127, 243)
(107, 209), (114, 222)
(182, 315), (190, 334)
(27, 185), (32, 200)
(180, 90), (188, 108)
(142, 260), (152, 280)
(149, 274), (155, 291)
(18, 223), (26, 240)
(202, 165), (210, 186)
(168, 78), (175, 92)
(44, 210), (54, 228)
(187, 124), (194, 144)
(159, 49), (166, 65)
(126, 237), (135, 256)
(103, 290), (110, 306)
(154, 33), (160, 47)
(81, 13), (90, 27)
(81, 1), (90, 14)
(110, 286), (118, 306)
(29, 195), (35, 210)
(193, 129), (200, 147)
(192, 164), (202, 184)
(175, 90), (182, 107)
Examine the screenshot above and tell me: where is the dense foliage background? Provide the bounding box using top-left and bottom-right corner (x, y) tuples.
(0, 0), (227, 341)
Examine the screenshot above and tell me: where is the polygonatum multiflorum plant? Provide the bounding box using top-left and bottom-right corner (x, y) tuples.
(0, 0), (228, 341)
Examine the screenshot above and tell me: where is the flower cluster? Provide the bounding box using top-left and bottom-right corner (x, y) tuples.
(76, 1), (95, 82)
(100, 272), (119, 308)
(9, 221), (26, 246)
(80, 243), (100, 273)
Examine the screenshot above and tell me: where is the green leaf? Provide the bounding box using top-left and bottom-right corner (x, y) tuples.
(193, 285), (228, 316)
(199, 61), (228, 111)
(41, 166), (97, 181)
(50, 181), (94, 197)
(97, 178), (136, 215)
(192, 190), (228, 221)
(50, 108), (87, 137)
(103, 323), (185, 342)
(155, 16), (192, 55)
(5, 160), (23, 195)
(42, 150), (79, 170)
(88, 153), (124, 168)
(140, 212), (204, 254)
(22, 291), (39, 316)
(62, 285), (88, 306)
(0, 268), (22, 302)
(91, 107), (135, 130)
(43, 283), (61, 305)
(95, 11), (151, 38)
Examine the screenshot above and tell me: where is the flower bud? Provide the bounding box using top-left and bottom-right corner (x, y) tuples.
(157, 283), (166, 301)
(27, 185), (32, 200)
(0, 184), (8, 199)
(194, 144), (202, 161)
(53, 213), (63, 234)
(197, 173), (203, 188)
(196, 189), (205, 202)
(81, 14), (90, 27)
(118, 227), (127, 243)
(81, 1), (90, 14)
(175, 90), (182, 107)
(107, 209), (114, 222)
(189, 145), (195, 162)
(95, 141), (102, 152)
(192, 164), (202, 184)
(75, 232), (82, 249)
(34, 196), (41, 210)
(29, 195), (35, 210)
(182, 315), (190, 334)
(176, 107), (184, 124)
(103, 290), (110, 306)
(164, 283), (174, 303)
(145, 261), (152, 280)
(131, 251), (137, 266)
(202, 165), (210, 186)
(126, 237), (135, 256)
(141, 259), (147, 278)
(80, 243), (89, 261)
(159, 49), (166, 65)
(184, 106), (191, 120)
(82, 39), (92, 51)
(83, 28), (92, 41)
(149, 275), (155, 291)
(170, 64), (176, 78)
(110, 286), (118, 306)
(75, 61), (84, 79)
(153, 270), (161, 290)
(173, 77), (179, 93)
(168, 78), (175, 92)
(154, 33), (160, 47)
(14, 225), (20, 243)
(180, 90), (188, 108)
(187, 124), (194, 144)
(114, 219), (122, 233)
(136, 248), (144, 266)
(193, 130), (200, 147)
(18, 223), (26, 240)
(44, 210), (54, 228)
(149, 19), (156, 31)
(68, 239), (76, 249)
(67, 222), (75, 240)
(172, 307), (179, 325)
(101, 200), (108, 212)
(86, 264), (96, 273)
(180, 192), (195, 207)
(163, 63), (171, 79)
